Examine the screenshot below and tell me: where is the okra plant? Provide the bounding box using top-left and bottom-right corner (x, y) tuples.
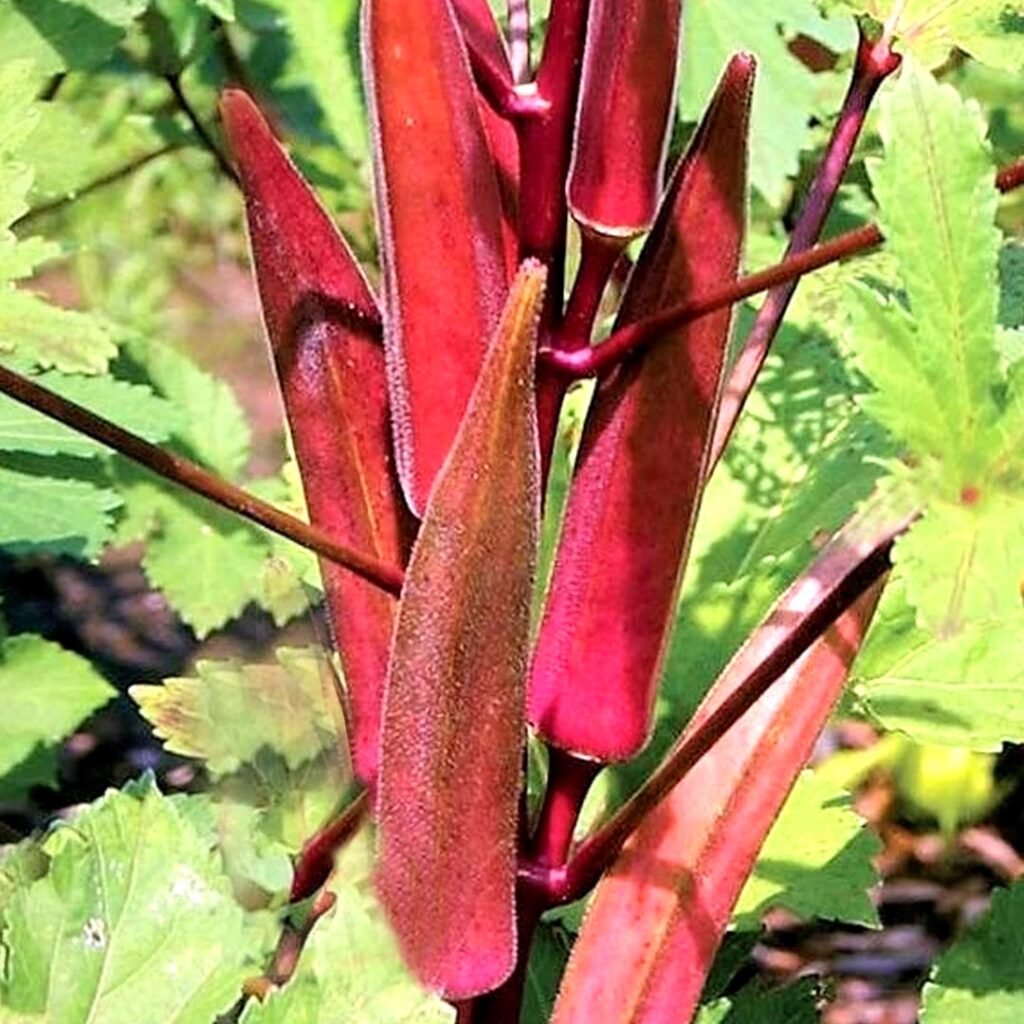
(0, 1), (1023, 1022)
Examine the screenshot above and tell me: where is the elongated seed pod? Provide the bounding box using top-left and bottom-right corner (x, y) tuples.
(221, 90), (415, 786)
(529, 55), (755, 761)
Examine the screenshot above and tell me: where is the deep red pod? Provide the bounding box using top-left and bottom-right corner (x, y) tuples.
(528, 55), (755, 761)
(364, 0), (510, 516)
(375, 263), (546, 999)
(568, 0), (683, 237)
(220, 90), (415, 786)
(552, 579), (884, 1023)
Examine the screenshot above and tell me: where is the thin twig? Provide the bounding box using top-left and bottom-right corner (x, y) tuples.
(711, 27), (901, 466)
(165, 73), (240, 185)
(520, 507), (916, 904)
(13, 146), (181, 230)
(0, 364), (405, 596)
(541, 223), (885, 377)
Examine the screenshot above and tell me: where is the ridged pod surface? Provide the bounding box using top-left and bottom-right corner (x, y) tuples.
(221, 90), (415, 786)
(529, 55), (755, 761)
(375, 263), (545, 998)
(364, 0), (510, 515)
(568, 0), (682, 236)
(551, 578), (883, 1023)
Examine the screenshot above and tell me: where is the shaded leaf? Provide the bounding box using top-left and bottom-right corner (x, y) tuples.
(0, 779), (251, 1022)
(0, 463), (120, 558)
(921, 876), (1024, 1021)
(0, 635), (114, 780)
(0, 373), (181, 458)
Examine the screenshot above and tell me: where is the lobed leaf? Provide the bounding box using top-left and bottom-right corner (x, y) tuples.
(131, 647), (340, 778)
(853, 57), (1001, 476)
(551, 578), (883, 1024)
(364, 0), (510, 514)
(222, 90), (414, 783)
(921, 875), (1024, 1022)
(568, 0), (682, 236)
(0, 779), (250, 1023)
(529, 55), (754, 762)
(375, 262), (545, 998)
(0, 634), (115, 781)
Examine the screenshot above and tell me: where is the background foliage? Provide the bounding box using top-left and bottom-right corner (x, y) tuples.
(0, 1), (1022, 1021)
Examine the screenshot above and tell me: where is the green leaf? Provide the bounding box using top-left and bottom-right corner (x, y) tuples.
(241, 830), (453, 1024)
(0, 0), (151, 74)
(115, 474), (266, 636)
(680, 0), (855, 206)
(820, 1), (1024, 71)
(199, 0), (235, 17)
(892, 493), (1024, 634)
(854, 581), (1024, 750)
(0, 779), (251, 1023)
(521, 923), (573, 1024)
(125, 337), (251, 481)
(0, 373), (181, 458)
(921, 877), (1024, 1022)
(0, 291), (117, 375)
(734, 770), (881, 927)
(696, 979), (819, 1024)
(130, 647), (340, 777)
(854, 58), (1001, 474)
(262, 0), (367, 162)
(0, 463), (120, 558)
(0, 634), (114, 780)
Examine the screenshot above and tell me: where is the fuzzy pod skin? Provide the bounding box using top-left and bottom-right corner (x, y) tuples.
(528, 55), (755, 762)
(220, 90), (415, 787)
(375, 263), (545, 999)
(452, 0), (521, 275)
(567, 0), (683, 237)
(551, 580), (885, 1024)
(364, 0), (510, 516)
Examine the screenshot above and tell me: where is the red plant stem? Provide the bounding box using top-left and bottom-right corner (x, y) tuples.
(521, 511), (914, 905)
(508, 0), (532, 82)
(288, 791), (369, 902)
(560, 232), (625, 348)
(997, 156), (1024, 193)
(265, 888), (337, 987)
(526, 747), (603, 867)
(0, 363), (405, 596)
(541, 144), (1024, 381)
(543, 223), (885, 377)
(710, 27), (900, 466)
(520, 0), (591, 477)
(517, 0), (589, 305)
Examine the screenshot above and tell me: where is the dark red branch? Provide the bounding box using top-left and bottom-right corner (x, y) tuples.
(520, 508), (915, 904)
(711, 27), (900, 465)
(541, 223), (885, 377)
(0, 363), (405, 596)
(289, 791), (370, 902)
